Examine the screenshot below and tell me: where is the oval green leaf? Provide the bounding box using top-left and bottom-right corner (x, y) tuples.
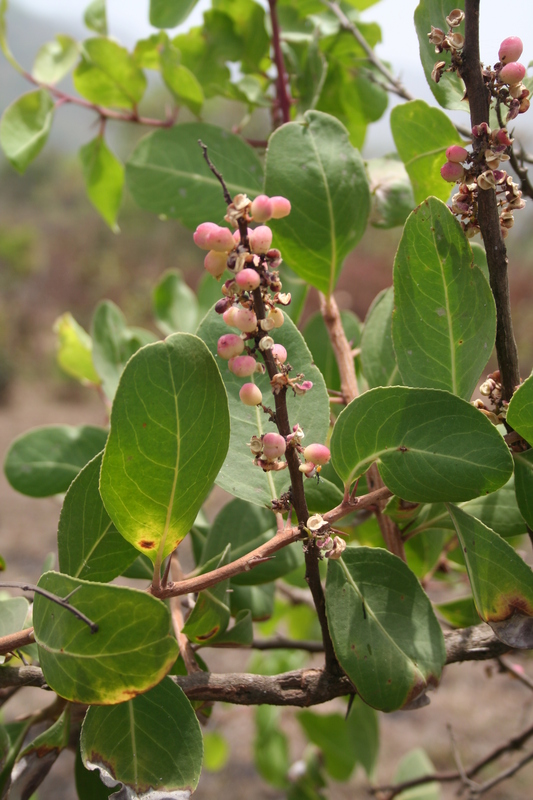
(330, 386), (513, 503)
(33, 572), (178, 704)
(126, 122), (263, 230)
(81, 677), (203, 797)
(32, 35), (78, 84)
(326, 547), (446, 711)
(507, 371), (533, 445)
(0, 89), (54, 173)
(4, 424), (108, 497)
(74, 38), (146, 109)
(303, 310), (361, 393)
(54, 312), (101, 385)
(150, 0), (200, 28)
(360, 287), (401, 388)
(79, 136), (124, 231)
(100, 333), (230, 561)
(264, 110), (370, 296)
(392, 197), (495, 399)
(513, 450), (533, 529)
(153, 270), (199, 336)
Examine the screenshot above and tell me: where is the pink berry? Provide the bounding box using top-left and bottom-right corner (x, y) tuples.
(500, 62), (526, 86)
(499, 36), (523, 65)
(233, 227), (253, 244)
(270, 196), (291, 219)
(250, 226), (273, 254)
(235, 268), (261, 291)
(239, 383), (262, 406)
(228, 355), (257, 377)
(445, 145), (469, 163)
(206, 226), (235, 252)
(223, 307), (239, 327)
(303, 444), (331, 466)
(217, 334), (244, 360)
(233, 308), (258, 333)
(194, 222), (219, 250)
(204, 250), (227, 278)
(251, 195), (273, 223)
(440, 161), (465, 182)
(271, 344), (287, 364)
(263, 432), (286, 460)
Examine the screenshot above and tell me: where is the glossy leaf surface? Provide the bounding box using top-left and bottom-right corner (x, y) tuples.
(447, 504), (533, 648)
(58, 453), (138, 583)
(507, 371), (533, 445)
(79, 136), (124, 231)
(100, 333), (229, 561)
(264, 110), (370, 296)
(330, 386), (512, 503)
(197, 308), (329, 507)
(360, 287), (401, 388)
(326, 547), (446, 711)
(81, 677), (203, 798)
(5, 424), (108, 497)
(0, 89), (54, 173)
(393, 197), (495, 399)
(33, 572), (178, 703)
(126, 122), (263, 229)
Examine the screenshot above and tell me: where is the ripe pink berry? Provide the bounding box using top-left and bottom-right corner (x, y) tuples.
(228, 355), (257, 377)
(250, 226), (273, 254)
(263, 432), (286, 460)
(217, 334), (244, 360)
(204, 250), (227, 278)
(445, 145), (469, 163)
(270, 196), (291, 219)
(500, 62), (526, 86)
(239, 383), (262, 406)
(251, 195), (273, 223)
(235, 268), (261, 291)
(440, 161), (465, 182)
(499, 36), (523, 65)
(206, 226), (235, 252)
(194, 222), (220, 250)
(271, 344), (287, 364)
(233, 307), (258, 333)
(303, 443), (331, 466)
(233, 227), (253, 244)
(223, 307), (239, 327)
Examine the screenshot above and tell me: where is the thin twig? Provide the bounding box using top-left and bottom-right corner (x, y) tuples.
(0, 582), (98, 633)
(268, 0), (292, 125)
(198, 140), (232, 205)
(497, 657), (533, 692)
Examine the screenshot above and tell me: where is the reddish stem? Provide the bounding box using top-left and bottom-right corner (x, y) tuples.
(268, 0), (292, 125)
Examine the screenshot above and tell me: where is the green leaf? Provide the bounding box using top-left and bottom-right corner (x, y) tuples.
(79, 136), (124, 231)
(100, 333), (230, 562)
(84, 0), (107, 35)
(264, 111), (370, 296)
(392, 197), (495, 399)
(81, 677), (203, 796)
(32, 35), (78, 84)
(210, 608), (253, 646)
(182, 548), (231, 644)
(126, 123), (263, 229)
(0, 720), (33, 797)
(254, 706), (290, 789)
(153, 269), (199, 335)
(304, 476), (343, 515)
(0, 89), (54, 173)
(230, 583), (275, 620)
(74, 38), (146, 110)
(20, 707), (70, 759)
(160, 42), (204, 115)
(0, 597), (29, 643)
(58, 452), (138, 582)
(196, 308), (329, 507)
(201, 499), (301, 585)
(404, 530), (447, 579)
(91, 300), (157, 401)
(0, 0), (22, 73)
(367, 155), (415, 229)
(53, 312), (100, 385)
(446, 504), (533, 648)
(33, 572), (179, 703)
(133, 31), (168, 69)
(436, 595), (480, 628)
(346, 696), (379, 778)
(507, 371), (533, 444)
(203, 731), (230, 772)
(391, 101), (465, 204)
(303, 310), (361, 393)
(514, 450), (533, 529)
(326, 547), (446, 711)
(150, 0), (200, 28)
(414, 0), (465, 111)
(4, 424), (108, 497)
(75, 744), (113, 800)
(214, 0), (269, 72)
(172, 25), (231, 99)
(393, 748), (441, 800)
(360, 287), (401, 388)
(330, 386), (512, 503)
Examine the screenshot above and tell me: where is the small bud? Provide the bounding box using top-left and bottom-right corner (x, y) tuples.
(235, 268), (261, 291)
(204, 250), (227, 278)
(498, 36), (523, 65)
(217, 334), (245, 360)
(441, 161), (465, 182)
(446, 9), (464, 27)
(263, 432), (286, 460)
(500, 62), (526, 86)
(228, 355), (258, 377)
(259, 336), (274, 351)
(250, 225), (273, 254)
(472, 122), (491, 138)
(303, 443), (331, 466)
(233, 308), (258, 333)
(271, 344), (287, 364)
(446, 145), (469, 163)
(251, 195), (273, 222)
(478, 170), (496, 190)
(206, 226), (235, 252)
(239, 383), (262, 406)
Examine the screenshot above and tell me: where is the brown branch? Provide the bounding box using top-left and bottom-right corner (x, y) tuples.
(198, 140), (233, 206)
(460, 0), (520, 401)
(0, 627), (35, 657)
(0, 582), (98, 633)
(268, 0), (292, 125)
(323, 485), (393, 524)
(497, 656), (533, 692)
